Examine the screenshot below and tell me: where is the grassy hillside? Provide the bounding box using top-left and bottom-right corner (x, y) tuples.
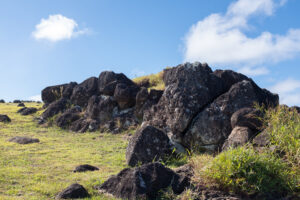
(0, 103), (127, 200)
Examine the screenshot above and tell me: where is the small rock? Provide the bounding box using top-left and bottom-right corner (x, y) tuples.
(13, 100), (21, 103)
(56, 183), (89, 199)
(17, 107), (38, 115)
(73, 164), (99, 173)
(222, 126), (253, 151)
(0, 114), (11, 122)
(8, 136), (39, 144)
(17, 103), (25, 107)
(252, 130), (270, 147)
(0, 99), (5, 103)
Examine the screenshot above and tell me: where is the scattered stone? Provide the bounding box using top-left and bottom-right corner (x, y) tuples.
(126, 125), (172, 167)
(56, 183), (89, 199)
(42, 82), (77, 106)
(222, 126), (254, 151)
(17, 103), (25, 107)
(252, 130), (271, 147)
(0, 99), (5, 103)
(8, 136), (39, 144)
(73, 164), (99, 173)
(173, 164), (193, 194)
(113, 83), (139, 109)
(17, 107), (38, 115)
(0, 114), (11, 122)
(13, 100), (21, 103)
(98, 162), (182, 200)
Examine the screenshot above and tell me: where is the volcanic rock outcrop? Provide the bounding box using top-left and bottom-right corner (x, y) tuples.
(41, 62), (278, 159)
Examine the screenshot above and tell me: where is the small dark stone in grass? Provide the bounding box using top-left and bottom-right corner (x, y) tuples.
(0, 114), (11, 123)
(73, 164), (99, 173)
(56, 183), (89, 199)
(8, 136), (39, 144)
(17, 103), (25, 107)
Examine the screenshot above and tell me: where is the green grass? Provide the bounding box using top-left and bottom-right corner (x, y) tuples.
(0, 103), (127, 200)
(132, 70), (165, 90)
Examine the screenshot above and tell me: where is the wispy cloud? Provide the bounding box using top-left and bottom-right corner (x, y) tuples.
(32, 14), (89, 42)
(28, 95), (42, 102)
(270, 78), (300, 106)
(183, 0), (300, 76)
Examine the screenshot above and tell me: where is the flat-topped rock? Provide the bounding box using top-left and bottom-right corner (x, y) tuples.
(73, 164), (99, 173)
(8, 136), (39, 144)
(0, 114), (11, 123)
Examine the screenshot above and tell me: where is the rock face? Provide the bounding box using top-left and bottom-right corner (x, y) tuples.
(0, 114), (11, 122)
(126, 125), (172, 167)
(231, 107), (263, 132)
(73, 164), (99, 173)
(56, 183), (89, 199)
(222, 126), (254, 151)
(42, 82), (77, 106)
(55, 106), (82, 128)
(17, 107), (38, 115)
(98, 162), (186, 200)
(8, 136), (39, 144)
(42, 98), (69, 120)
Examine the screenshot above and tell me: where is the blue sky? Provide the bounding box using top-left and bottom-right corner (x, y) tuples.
(0, 0), (299, 106)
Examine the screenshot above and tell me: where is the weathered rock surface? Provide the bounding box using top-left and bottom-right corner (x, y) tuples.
(8, 136), (39, 144)
(70, 77), (98, 107)
(231, 107), (263, 131)
(222, 126), (254, 151)
(252, 130), (271, 147)
(73, 164), (99, 173)
(173, 164), (193, 194)
(17, 103), (25, 107)
(183, 80), (278, 152)
(42, 98), (69, 120)
(70, 118), (98, 133)
(17, 107), (38, 115)
(0, 114), (11, 122)
(42, 82), (77, 106)
(56, 183), (89, 199)
(55, 106), (82, 128)
(126, 125), (172, 167)
(98, 162), (185, 200)
(114, 83), (139, 109)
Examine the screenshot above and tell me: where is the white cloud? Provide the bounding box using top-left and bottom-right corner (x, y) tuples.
(28, 95), (42, 102)
(270, 78), (300, 106)
(32, 14), (88, 42)
(184, 0), (300, 76)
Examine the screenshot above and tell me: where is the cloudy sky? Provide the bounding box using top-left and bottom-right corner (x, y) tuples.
(0, 0), (299, 106)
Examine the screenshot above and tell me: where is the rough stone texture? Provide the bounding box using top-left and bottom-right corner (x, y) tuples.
(98, 162), (179, 200)
(41, 98), (69, 120)
(0, 114), (11, 122)
(55, 106), (82, 128)
(17, 103), (25, 107)
(172, 164), (193, 194)
(222, 126), (254, 151)
(213, 69), (250, 91)
(231, 107), (263, 131)
(56, 183), (89, 199)
(98, 71), (138, 96)
(113, 83), (139, 109)
(144, 62), (225, 140)
(73, 164), (99, 173)
(70, 77), (99, 107)
(8, 136), (39, 144)
(42, 82), (77, 105)
(69, 118), (98, 133)
(17, 107), (38, 115)
(126, 125), (172, 167)
(183, 80), (278, 152)
(0, 99), (5, 103)
(252, 130), (271, 147)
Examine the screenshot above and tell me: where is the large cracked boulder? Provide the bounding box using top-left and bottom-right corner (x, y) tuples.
(183, 80), (278, 152)
(42, 82), (77, 105)
(42, 98), (69, 120)
(70, 77), (99, 107)
(144, 62), (225, 140)
(126, 125), (172, 167)
(98, 71), (138, 96)
(98, 162), (183, 200)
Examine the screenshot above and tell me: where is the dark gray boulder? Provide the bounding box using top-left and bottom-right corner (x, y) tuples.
(55, 106), (82, 128)
(172, 164), (193, 194)
(126, 125), (172, 167)
(73, 164), (99, 173)
(41, 98), (69, 120)
(222, 126), (254, 151)
(98, 71), (138, 96)
(231, 107), (263, 132)
(144, 62), (225, 140)
(17, 103), (25, 107)
(17, 107), (38, 115)
(113, 83), (139, 109)
(69, 118), (98, 133)
(213, 69), (250, 91)
(70, 77), (98, 107)
(0, 114), (11, 122)
(13, 100), (21, 103)
(41, 82), (77, 105)
(97, 162), (180, 200)
(8, 136), (39, 144)
(252, 130), (271, 147)
(56, 183), (89, 199)
(0, 99), (5, 103)
(183, 80), (278, 152)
